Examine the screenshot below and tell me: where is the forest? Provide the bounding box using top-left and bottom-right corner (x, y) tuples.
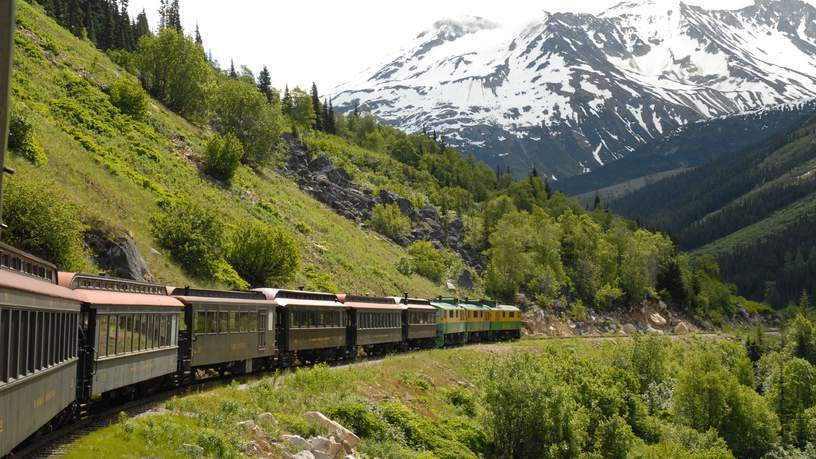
(610, 114), (816, 308)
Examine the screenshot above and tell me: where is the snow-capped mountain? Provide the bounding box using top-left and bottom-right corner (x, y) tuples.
(331, 0), (816, 179)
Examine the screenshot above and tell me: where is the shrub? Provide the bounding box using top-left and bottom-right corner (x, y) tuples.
(109, 76), (148, 119)
(324, 400), (389, 439)
(369, 203), (410, 241)
(209, 78), (282, 165)
(203, 133), (243, 182)
(2, 177), (87, 269)
(150, 198), (247, 289)
(7, 111), (47, 166)
(226, 221), (299, 287)
(407, 241), (445, 282)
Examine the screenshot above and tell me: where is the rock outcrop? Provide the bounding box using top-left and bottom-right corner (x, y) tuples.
(282, 134), (484, 271)
(85, 226), (152, 281)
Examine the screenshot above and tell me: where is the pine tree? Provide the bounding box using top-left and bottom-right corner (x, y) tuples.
(194, 23), (202, 46)
(310, 83), (322, 131)
(800, 290), (810, 310)
(327, 100), (336, 134)
(594, 194), (601, 210)
(134, 9), (150, 40)
(228, 59), (237, 78)
(544, 179), (552, 198)
(322, 98), (331, 133)
(282, 85), (293, 116)
(168, 0), (182, 33)
(158, 0), (168, 30)
(257, 66), (273, 103)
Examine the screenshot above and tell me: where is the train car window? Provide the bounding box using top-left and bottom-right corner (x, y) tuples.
(0, 308), (6, 383)
(194, 311), (205, 334)
(116, 315), (126, 354)
(133, 314), (142, 352)
(229, 311), (237, 332)
(155, 315), (162, 347)
(207, 311), (219, 334)
(27, 311), (36, 373)
(98, 315), (108, 357)
(218, 311), (228, 333)
(160, 315), (168, 347)
(148, 315), (155, 349)
(9, 309), (19, 379)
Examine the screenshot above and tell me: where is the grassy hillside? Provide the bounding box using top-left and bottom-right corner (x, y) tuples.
(609, 114), (816, 305)
(8, 0), (446, 297)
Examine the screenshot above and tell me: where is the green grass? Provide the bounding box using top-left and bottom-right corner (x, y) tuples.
(60, 336), (744, 458)
(10, 1), (447, 296)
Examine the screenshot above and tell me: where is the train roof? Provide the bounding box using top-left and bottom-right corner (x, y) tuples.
(168, 286), (271, 305)
(60, 272), (183, 307)
(396, 297), (436, 310)
(0, 268), (79, 302)
(339, 294), (402, 310)
(429, 299), (463, 310)
(253, 288), (344, 308)
(495, 304), (521, 312)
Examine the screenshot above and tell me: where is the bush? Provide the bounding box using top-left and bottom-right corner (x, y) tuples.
(226, 221), (299, 287)
(2, 177), (87, 270)
(209, 78), (282, 165)
(203, 133), (243, 182)
(109, 76), (148, 119)
(7, 111), (47, 166)
(407, 241), (445, 282)
(369, 203), (410, 241)
(150, 198), (247, 289)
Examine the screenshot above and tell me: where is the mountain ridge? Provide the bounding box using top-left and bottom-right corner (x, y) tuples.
(332, 0), (816, 178)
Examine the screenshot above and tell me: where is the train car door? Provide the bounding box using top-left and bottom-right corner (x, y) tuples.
(257, 309), (267, 351)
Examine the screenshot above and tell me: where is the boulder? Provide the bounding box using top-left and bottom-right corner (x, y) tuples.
(674, 321), (690, 335)
(649, 313), (667, 326)
(309, 435), (344, 459)
(180, 443), (204, 457)
(622, 323), (638, 334)
(283, 434), (309, 448)
(293, 451), (316, 459)
(303, 411), (360, 449)
(258, 412), (277, 426)
(457, 270), (474, 291)
(646, 325), (664, 335)
(446, 281), (456, 291)
(86, 227), (152, 281)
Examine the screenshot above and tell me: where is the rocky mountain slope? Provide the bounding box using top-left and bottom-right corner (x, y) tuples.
(333, 0), (816, 178)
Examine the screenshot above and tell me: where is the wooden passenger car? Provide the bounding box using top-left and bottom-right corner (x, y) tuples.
(430, 298), (467, 346)
(0, 245), (81, 456)
(63, 273), (183, 401)
(170, 288), (275, 376)
(400, 297), (437, 349)
(255, 289), (349, 364)
(340, 295), (403, 355)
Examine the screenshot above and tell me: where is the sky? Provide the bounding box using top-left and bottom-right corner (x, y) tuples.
(126, 0), (792, 92)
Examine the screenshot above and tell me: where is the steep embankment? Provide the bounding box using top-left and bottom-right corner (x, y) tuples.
(609, 114), (816, 305)
(9, 1), (445, 297)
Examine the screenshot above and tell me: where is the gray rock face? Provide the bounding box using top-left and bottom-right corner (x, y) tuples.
(282, 135), (484, 271)
(86, 227), (152, 281)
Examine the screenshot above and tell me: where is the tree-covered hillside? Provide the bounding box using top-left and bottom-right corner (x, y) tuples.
(610, 114), (816, 307)
(6, 0), (745, 322)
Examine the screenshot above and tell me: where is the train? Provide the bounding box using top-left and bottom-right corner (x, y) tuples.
(0, 258), (522, 455)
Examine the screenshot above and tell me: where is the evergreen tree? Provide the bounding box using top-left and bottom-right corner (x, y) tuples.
(282, 85), (293, 116)
(228, 59), (237, 78)
(134, 10), (150, 41)
(544, 179), (552, 198)
(194, 23), (202, 46)
(257, 66), (273, 103)
(168, 0), (182, 33)
(327, 100), (336, 134)
(322, 98), (330, 133)
(310, 82), (322, 131)
(158, 0), (168, 30)
(594, 194), (601, 210)
(800, 290), (811, 310)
